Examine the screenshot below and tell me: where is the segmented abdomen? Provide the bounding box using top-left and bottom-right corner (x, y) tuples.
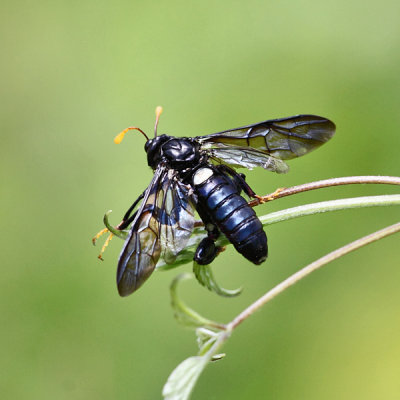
(193, 169), (268, 264)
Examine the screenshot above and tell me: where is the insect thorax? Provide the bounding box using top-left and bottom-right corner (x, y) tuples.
(146, 135), (202, 171)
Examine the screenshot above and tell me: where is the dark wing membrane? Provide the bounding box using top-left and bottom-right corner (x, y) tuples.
(117, 167), (195, 296)
(198, 115), (335, 171)
(117, 168), (164, 296)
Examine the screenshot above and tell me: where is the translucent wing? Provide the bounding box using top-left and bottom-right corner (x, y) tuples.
(117, 167), (195, 296)
(117, 168), (164, 296)
(158, 174), (196, 264)
(198, 115), (335, 171)
(206, 145), (290, 173)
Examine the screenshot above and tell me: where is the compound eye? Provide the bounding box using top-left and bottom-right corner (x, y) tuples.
(144, 139), (152, 152)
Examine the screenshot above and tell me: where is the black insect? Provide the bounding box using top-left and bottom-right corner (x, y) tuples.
(95, 107), (335, 296)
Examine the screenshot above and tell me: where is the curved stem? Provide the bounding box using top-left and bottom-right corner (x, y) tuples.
(227, 221), (400, 331)
(258, 194), (400, 226)
(248, 175), (400, 207)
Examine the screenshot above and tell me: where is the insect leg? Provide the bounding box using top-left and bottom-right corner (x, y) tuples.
(194, 203), (221, 265)
(120, 191), (145, 227)
(97, 233), (114, 260)
(253, 187), (286, 204)
(217, 166), (286, 203)
(92, 191), (145, 260)
(194, 237), (220, 265)
(117, 209), (139, 230)
(231, 173), (283, 204)
(215, 164), (257, 198)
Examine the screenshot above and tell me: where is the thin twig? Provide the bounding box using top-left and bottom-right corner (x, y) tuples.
(248, 175), (400, 207)
(227, 221), (400, 330)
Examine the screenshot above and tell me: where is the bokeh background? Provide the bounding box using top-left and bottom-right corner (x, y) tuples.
(1, 0), (400, 399)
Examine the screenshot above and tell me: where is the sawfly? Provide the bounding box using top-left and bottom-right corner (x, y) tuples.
(94, 107), (335, 296)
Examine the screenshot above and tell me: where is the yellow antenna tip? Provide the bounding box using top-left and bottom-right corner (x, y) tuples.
(155, 106), (163, 117)
(114, 129), (127, 144)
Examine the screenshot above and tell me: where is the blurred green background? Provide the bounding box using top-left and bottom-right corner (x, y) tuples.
(1, 0), (400, 399)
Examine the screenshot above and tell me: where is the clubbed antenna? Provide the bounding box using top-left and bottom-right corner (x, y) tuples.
(154, 106), (163, 137)
(114, 126), (149, 144)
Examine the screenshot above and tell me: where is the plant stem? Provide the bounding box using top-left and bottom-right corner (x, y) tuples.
(259, 194), (400, 226)
(227, 221), (400, 331)
(248, 175), (400, 207)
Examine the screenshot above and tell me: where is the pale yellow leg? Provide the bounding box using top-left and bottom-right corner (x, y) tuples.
(97, 233), (114, 260)
(256, 187), (286, 203)
(92, 227), (115, 260)
(92, 228), (109, 245)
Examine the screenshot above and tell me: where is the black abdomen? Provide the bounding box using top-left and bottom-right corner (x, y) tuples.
(192, 167), (268, 264)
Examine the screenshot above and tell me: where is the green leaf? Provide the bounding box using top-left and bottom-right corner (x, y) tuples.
(195, 328), (219, 355)
(193, 262), (242, 297)
(102, 210), (129, 239)
(170, 274), (221, 329)
(195, 327), (219, 349)
(162, 356), (208, 400)
(211, 353), (226, 361)
(163, 329), (230, 399)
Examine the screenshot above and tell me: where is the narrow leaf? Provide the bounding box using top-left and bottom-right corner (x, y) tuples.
(170, 274), (221, 328)
(193, 262), (242, 297)
(102, 210), (129, 239)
